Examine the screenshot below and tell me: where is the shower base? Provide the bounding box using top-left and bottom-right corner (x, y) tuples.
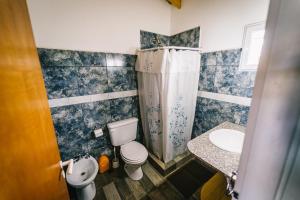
(148, 151), (194, 176)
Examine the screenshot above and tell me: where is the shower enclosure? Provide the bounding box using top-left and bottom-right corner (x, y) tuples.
(136, 47), (200, 163)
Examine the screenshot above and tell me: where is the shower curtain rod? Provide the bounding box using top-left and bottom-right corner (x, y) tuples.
(137, 46), (202, 52)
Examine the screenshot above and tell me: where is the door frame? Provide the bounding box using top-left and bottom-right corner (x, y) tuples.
(234, 0), (300, 199)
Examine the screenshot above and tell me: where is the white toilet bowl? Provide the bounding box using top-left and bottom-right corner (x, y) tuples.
(107, 118), (148, 180)
(66, 155), (98, 200)
(120, 141), (148, 180)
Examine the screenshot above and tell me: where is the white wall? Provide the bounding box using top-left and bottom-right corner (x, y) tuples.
(27, 0), (171, 54)
(27, 0), (269, 54)
(171, 0), (269, 52)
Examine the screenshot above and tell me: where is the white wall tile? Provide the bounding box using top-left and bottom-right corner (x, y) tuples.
(198, 91), (252, 106)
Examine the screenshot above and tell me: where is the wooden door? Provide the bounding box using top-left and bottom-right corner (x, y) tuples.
(0, 0), (69, 199)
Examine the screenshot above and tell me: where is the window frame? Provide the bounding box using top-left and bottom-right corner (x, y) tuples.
(239, 21), (266, 71)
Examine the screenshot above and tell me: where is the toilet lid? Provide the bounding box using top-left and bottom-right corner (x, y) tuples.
(121, 141), (148, 162)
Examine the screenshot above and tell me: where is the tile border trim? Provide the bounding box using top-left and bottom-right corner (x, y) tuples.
(48, 90), (138, 108)
(198, 91), (252, 106)
(48, 90), (251, 108)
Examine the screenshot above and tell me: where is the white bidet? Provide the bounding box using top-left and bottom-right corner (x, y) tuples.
(66, 155), (98, 200)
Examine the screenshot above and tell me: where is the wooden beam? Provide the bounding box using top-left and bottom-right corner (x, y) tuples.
(167, 0), (181, 9)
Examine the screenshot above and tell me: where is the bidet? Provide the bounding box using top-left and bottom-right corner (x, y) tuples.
(66, 155), (98, 200)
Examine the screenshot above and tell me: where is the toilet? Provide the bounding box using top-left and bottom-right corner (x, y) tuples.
(108, 117), (148, 180)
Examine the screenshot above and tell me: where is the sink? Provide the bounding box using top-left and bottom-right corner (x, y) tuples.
(209, 129), (245, 153)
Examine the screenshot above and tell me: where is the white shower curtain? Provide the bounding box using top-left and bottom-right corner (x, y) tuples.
(136, 49), (200, 163)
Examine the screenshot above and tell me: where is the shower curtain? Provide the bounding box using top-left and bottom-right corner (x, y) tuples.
(136, 49), (200, 163)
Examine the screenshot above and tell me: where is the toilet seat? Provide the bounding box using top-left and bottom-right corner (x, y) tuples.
(121, 154), (145, 164)
(121, 141), (148, 164)
(121, 155), (143, 165)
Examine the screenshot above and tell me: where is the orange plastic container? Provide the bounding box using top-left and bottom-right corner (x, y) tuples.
(98, 155), (110, 173)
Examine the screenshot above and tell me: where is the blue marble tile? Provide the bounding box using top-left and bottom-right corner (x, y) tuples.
(239, 107), (250, 126)
(216, 49), (242, 66)
(51, 105), (88, 160)
(81, 101), (111, 131)
(131, 96), (144, 143)
(132, 69), (138, 89)
(230, 71), (257, 97)
(192, 97), (249, 135)
(132, 96), (140, 118)
(81, 129), (112, 159)
(50, 102), (115, 160)
(38, 48), (83, 67)
(136, 121), (144, 143)
(78, 51), (106, 66)
(51, 105), (84, 135)
(232, 105), (250, 126)
(199, 51), (257, 97)
(78, 51), (94, 66)
(234, 71), (256, 88)
(206, 52), (217, 66)
(169, 27), (200, 48)
(57, 133), (85, 161)
(199, 65), (217, 92)
(126, 55), (137, 68)
(200, 49), (256, 96)
(107, 67), (137, 92)
(192, 99), (203, 138)
(42, 66), (80, 99)
(233, 88), (253, 98)
(140, 30), (170, 49)
(78, 67), (109, 95)
(83, 144), (113, 159)
(198, 49), (257, 97)
(214, 65), (238, 94)
(106, 53), (136, 67)
(192, 118), (202, 138)
(200, 53), (208, 66)
(110, 97), (134, 122)
(93, 52), (107, 66)
(140, 27), (200, 49)
(38, 48), (142, 160)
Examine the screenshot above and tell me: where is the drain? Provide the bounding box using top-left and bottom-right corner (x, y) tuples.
(81, 172), (86, 176)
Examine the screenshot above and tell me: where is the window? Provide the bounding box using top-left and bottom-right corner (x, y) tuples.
(239, 22), (265, 71)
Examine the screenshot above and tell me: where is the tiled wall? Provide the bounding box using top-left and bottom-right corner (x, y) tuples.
(192, 98), (250, 138)
(199, 49), (256, 98)
(140, 27), (200, 49)
(169, 27), (200, 48)
(38, 48), (142, 160)
(140, 31), (170, 49)
(192, 49), (256, 137)
(39, 28), (256, 160)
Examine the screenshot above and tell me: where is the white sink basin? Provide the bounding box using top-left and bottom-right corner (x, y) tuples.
(209, 129), (245, 153)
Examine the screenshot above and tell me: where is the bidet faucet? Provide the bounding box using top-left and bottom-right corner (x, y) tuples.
(59, 159), (74, 178)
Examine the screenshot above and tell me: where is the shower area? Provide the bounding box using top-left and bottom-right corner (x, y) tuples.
(136, 47), (200, 164)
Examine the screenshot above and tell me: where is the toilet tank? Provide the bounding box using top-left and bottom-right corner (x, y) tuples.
(107, 117), (138, 146)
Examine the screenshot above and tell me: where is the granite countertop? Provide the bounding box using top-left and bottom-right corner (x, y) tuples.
(187, 122), (246, 177)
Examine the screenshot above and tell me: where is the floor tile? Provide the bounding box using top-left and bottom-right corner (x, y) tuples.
(158, 182), (184, 200)
(142, 162), (164, 187)
(103, 182), (121, 200)
(92, 160), (215, 200)
(125, 177), (147, 200)
(167, 160), (214, 198)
